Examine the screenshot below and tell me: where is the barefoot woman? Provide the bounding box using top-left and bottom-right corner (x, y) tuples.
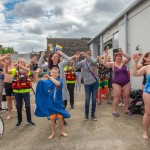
(133, 52), (150, 139)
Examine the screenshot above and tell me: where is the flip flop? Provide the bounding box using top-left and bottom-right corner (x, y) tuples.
(112, 112), (120, 117)
(125, 111), (133, 116)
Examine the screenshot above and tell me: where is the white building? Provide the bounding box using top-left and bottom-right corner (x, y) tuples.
(88, 0), (150, 90)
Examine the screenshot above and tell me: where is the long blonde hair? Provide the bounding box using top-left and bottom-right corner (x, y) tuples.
(17, 58), (26, 66)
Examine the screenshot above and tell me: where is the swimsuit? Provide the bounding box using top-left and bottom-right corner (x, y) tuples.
(142, 74), (146, 85)
(112, 65), (130, 87)
(144, 74), (150, 94)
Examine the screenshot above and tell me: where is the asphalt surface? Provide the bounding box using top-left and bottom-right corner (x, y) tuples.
(0, 84), (150, 150)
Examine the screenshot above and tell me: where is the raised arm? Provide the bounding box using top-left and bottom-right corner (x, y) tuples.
(57, 50), (70, 61)
(0, 54), (12, 67)
(14, 63), (30, 74)
(44, 74), (60, 86)
(103, 50), (114, 68)
(119, 49), (131, 64)
(79, 51), (97, 66)
(132, 53), (146, 76)
(26, 56), (37, 68)
(38, 52), (48, 70)
(73, 51), (83, 69)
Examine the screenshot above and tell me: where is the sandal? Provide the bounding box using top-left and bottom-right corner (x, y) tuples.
(107, 101), (112, 104)
(112, 112), (120, 117)
(125, 111), (133, 116)
(97, 102), (101, 105)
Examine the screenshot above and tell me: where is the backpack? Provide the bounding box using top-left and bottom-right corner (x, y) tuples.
(128, 95), (144, 115)
(12, 69), (32, 90)
(130, 89), (142, 99)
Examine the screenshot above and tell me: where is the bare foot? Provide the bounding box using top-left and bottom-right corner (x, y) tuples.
(143, 134), (149, 140)
(22, 108), (26, 111)
(13, 108), (17, 111)
(48, 134), (55, 140)
(6, 115), (12, 120)
(60, 132), (67, 137)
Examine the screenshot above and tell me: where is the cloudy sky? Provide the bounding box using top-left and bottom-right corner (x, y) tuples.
(0, 0), (135, 53)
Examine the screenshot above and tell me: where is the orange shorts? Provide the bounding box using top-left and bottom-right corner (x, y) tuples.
(49, 114), (63, 119)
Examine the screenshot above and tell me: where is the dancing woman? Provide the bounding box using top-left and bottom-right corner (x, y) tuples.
(132, 52), (150, 139)
(103, 48), (131, 117)
(38, 50), (75, 125)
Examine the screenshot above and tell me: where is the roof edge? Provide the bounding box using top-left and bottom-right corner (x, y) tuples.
(88, 0), (145, 44)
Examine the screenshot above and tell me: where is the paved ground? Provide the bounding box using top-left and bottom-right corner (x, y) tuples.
(0, 84), (150, 150)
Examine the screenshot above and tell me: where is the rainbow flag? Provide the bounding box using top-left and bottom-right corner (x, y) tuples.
(48, 43), (53, 52)
(56, 43), (62, 51)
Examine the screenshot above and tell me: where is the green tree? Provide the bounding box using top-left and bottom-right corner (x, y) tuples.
(0, 47), (16, 54)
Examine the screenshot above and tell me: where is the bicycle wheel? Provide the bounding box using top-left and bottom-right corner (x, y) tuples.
(0, 116), (4, 139)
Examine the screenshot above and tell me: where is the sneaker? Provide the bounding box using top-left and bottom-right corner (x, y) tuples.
(91, 116), (98, 121)
(27, 120), (35, 126)
(16, 121), (22, 127)
(118, 103), (122, 106)
(84, 115), (89, 120)
(71, 105), (74, 109)
(107, 101), (112, 104)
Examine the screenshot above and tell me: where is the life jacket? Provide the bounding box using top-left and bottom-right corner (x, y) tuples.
(64, 66), (76, 81)
(12, 69), (32, 90)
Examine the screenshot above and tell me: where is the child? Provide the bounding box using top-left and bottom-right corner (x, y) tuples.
(35, 67), (70, 140)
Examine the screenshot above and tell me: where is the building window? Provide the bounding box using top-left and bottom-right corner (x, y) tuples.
(104, 39), (113, 51)
(113, 32), (119, 49)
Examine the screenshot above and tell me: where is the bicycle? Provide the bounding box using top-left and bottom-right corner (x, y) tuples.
(0, 116), (4, 139)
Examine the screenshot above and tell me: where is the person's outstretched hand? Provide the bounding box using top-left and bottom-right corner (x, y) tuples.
(133, 53), (142, 63)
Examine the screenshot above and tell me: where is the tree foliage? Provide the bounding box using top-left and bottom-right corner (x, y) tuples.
(0, 47), (17, 54)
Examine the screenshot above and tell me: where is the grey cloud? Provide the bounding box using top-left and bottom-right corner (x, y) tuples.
(44, 21), (93, 38)
(13, 2), (44, 18)
(93, 0), (135, 17)
(47, 0), (69, 5)
(43, 14), (109, 38)
(53, 6), (63, 16)
(77, 0), (135, 37)
(3, 0), (136, 53)
(16, 41), (45, 53)
(62, 23), (105, 38)
(44, 22), (73, 31)
(25, 25), (43, 35)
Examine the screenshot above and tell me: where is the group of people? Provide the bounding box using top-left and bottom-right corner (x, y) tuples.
(0, 48), (150, 140)
(0, 54), (35, 127)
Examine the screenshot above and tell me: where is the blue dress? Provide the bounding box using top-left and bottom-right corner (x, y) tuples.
(144, 75), (150, 94)
(34, 79), (70, 118)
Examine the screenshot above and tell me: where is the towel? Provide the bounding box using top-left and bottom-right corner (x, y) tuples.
(34, 79), (70, 118)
